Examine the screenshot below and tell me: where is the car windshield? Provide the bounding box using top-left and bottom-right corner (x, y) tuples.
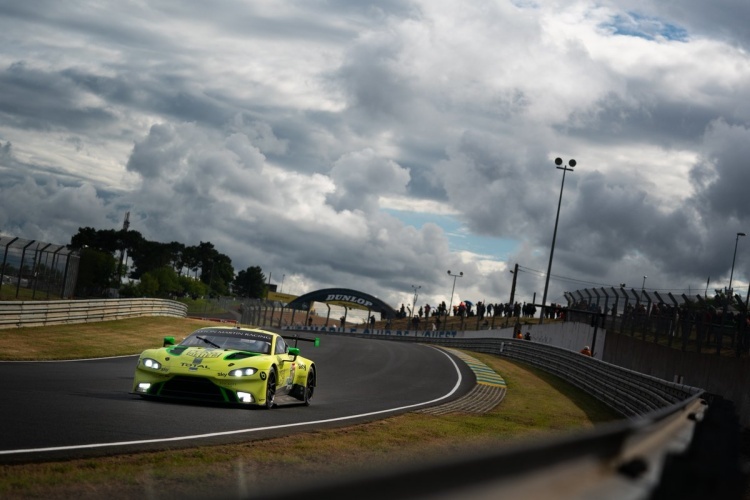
(181, 330), (272, 354)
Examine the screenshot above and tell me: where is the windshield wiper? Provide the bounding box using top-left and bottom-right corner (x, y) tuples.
(196, 335), (221, 349)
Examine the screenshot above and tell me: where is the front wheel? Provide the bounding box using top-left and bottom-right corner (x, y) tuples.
(263, 371), (276, 409)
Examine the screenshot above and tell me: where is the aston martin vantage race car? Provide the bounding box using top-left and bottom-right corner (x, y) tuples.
(132, 325), (317, 408)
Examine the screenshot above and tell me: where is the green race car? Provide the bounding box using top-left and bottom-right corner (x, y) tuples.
(132, 325), (317, 408)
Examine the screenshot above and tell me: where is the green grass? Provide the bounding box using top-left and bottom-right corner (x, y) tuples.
(0, 317), (620, 499)
(0, 317), (217, 360)
(0, 285), (55, 301)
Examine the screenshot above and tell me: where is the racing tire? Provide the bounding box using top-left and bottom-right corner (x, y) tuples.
(264, 370), (277, 409)
(302, 369), (315, 406)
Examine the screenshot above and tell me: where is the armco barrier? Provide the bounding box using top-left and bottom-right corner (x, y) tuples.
(0, 298), (187, 328)
(292, 330), (703, 420)
(271, 327), (723, 499)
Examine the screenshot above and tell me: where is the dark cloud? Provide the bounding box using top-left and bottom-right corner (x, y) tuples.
(1, 1), (749, 309)
(0, 63), (117, 132)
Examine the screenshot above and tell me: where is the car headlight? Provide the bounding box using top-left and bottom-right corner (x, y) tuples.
(229, 367), (258, 377)
(142, 358), (161, 370)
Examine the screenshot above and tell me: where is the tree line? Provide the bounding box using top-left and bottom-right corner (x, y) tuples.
(69, 227), (267, 299)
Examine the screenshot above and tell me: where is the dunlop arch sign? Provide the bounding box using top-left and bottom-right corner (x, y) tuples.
(286, 287), (396, 318)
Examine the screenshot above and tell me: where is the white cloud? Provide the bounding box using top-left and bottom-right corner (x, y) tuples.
(0, 0), (749, 309)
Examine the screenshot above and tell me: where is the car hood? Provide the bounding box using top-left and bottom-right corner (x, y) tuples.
(141, 345), (269, 371)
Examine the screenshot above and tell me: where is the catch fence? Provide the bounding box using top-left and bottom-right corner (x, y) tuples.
(564, 287), (750, 357)
(0, 235), (79, 300)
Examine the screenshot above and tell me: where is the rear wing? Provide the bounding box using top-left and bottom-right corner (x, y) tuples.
(283, 334), (320, 348)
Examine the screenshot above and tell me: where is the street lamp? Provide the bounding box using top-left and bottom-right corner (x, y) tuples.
(447, 270), (463, 316)
(540, 157), (576, 324)
(722, 232), (746, 327)
(411, 285), (421, 316)
(508, 263), (518, 308)
(729, 232), (746, 296)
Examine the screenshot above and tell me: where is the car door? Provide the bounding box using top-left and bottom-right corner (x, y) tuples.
(274, 336), (295, 395)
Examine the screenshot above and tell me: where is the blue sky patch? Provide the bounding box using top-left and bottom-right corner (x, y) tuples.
(607, 13), (688, 42)
(385, 209), (517, 260)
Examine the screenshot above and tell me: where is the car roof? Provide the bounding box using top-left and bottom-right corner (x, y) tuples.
(194, 325), (279, 337)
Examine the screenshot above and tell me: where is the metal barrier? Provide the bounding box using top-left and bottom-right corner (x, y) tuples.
(0, 298), (187, 328)
(268, 328), (721, 499)
(297, 331), (702, 420)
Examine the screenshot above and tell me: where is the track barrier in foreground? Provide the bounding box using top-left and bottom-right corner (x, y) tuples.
(264, 329), (745, 499)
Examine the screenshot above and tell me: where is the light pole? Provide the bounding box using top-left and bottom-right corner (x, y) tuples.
(641, 275), (647, 300)
(507, 264), (518, 326)
(540, 157), (576, 324)
(411, 285), (421, 316)
(722, 232), (746, 327)
(447, 270), (463, 316)
(729, 232), (745, 296)
(280, 274), (285, 293)
(508, 264), (518, 308)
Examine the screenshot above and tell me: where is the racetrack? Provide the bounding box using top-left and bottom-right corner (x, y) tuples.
(0, 334), (475, 463)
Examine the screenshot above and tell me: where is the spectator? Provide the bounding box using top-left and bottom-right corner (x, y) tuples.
(580, 345), (592, 356)
(524, 331), (531, 341)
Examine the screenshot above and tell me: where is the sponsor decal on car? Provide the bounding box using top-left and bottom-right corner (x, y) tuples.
(185, 349), (223, 358)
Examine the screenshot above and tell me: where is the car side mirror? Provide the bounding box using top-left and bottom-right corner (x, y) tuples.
(288, 347), (300, 359)
(163, 336), (175, 347)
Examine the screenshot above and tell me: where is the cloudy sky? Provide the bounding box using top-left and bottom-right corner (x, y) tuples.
(2, 0), (750, 312)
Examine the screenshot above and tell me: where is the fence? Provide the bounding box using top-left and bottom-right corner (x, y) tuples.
(0, 298), (187, 329)
(563, 287), (750, 358)
(0, 235), (79, 300)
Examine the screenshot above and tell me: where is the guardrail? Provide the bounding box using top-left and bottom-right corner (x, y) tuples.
(271, 328), (729, 499)
(438, 337), (702, 418)
(289, 329), (703, 419)
(0, 298), (187, 328)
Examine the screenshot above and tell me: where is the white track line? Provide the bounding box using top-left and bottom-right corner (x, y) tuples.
(0, 354), (137, 363)
(0, 346), (462, 456)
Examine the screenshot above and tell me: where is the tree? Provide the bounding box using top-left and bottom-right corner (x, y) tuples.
(74, 247), (117, 297)
(234, 266), (266, 298)
(146, 266), (181, 297)
(179, 275), (209, 299)
(128, 240), (175, 280)
(192, 241), (234, 296)
(138, 273), (159, 297)
(68, 228), (235, 297)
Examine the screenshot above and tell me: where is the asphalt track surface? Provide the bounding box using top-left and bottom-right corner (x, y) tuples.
(0, 333), (475, 463)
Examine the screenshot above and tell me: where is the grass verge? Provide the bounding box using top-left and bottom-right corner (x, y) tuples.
(0, 318), (619, 499)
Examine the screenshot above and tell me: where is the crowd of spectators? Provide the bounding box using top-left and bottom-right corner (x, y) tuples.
(397, 299), (552, 322)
